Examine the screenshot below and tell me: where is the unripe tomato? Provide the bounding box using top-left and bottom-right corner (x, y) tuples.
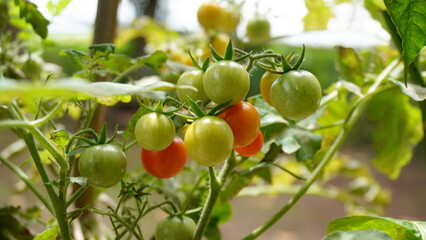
(218, 101), (260, 147)
(22, 58), (42, 80)
(260, 71), (281, 105)
(184, 116), (234, 167)
(234, 131), (264, 157)
(177, 69), (210, 104)
(203, 61), (250, 106)
(155, 215), (196, 240)
(270, 70), (322, 120)
(246, 17), (271, 44)
(135, 112), (175, 151)
(197, 1), (224, 30)
(142, 136), (187, 179)
(79, 144), (127, 188)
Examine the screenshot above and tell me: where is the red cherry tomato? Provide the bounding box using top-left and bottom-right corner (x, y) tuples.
(141, 136), (187, 179)
(234, 131), (264, 157)
(218, 101), (260, 148)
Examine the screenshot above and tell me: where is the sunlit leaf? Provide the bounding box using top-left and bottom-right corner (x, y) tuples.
(303, 0), (334, 31)
(323, 229), (394, 240)
(388, 78), (426, 101)
(50, 129), (69, 147)
(33, 226), (58, 240)
(47, 0), (71, 16)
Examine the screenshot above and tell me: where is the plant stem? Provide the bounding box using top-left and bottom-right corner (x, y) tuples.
(0, 155), (54, 213)
(241, 58), (399, 240)
(67, 185), (89, 208)
(193, 151), (237, 240)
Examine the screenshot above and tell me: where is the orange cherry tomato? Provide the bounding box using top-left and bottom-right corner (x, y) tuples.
(141, 136), (187, 179)
(234, 131), (264, 157)
(218, 101), (260, 148)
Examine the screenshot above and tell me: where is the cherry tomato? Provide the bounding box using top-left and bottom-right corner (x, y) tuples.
(135, 112), (175, 151)
(203, 60), (250, 106)
(197, 1), (224, 30)
(246, 17), (271, 44)
(155, 215), (196, 240)
(218, 101), (260, 147)
(260, 71), (281, 105)
(211, 33), (230, 57)
(177, 69), (210, 104)
(184, 116), (233, 167)
(141, 136), (187, 179)
(270, 70), (322, 120)
(234, 131), (264, 157)
(79, 144), (127, 188)
(219, 8), (241, 33)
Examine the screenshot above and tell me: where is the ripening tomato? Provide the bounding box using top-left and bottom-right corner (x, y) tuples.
(155, 215), (196, 240)
(219, 8), (241, 33)
(197, 1), (224, 30)
(142, 136), (187, 179)
(218, 101), (260, 147)
(270, 70), (322, 120)
(184, 116), (233, 167)
(260, 71), (281, 105)
(246, 17), (271, 44)
(135, 112), (175, 151)
(177, 69), (210, 104)
(234, 131), (263, 157)
(79, 144), (127, 188)
(203, 61), (250, 106)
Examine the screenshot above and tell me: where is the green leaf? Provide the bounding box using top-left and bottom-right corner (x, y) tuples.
(34, 226), (58, 240)
(49, 129), (69, 147)
(17, 0), (50, 39)
(367, 88), (423, 179)
(303, 0), (334, 31)
(211, 201), (232, 224)
(89, 43), (116, 54)
(323, 229), (394, 240)
(0, 1), (7, 30)
(335, 47), (365, 86)
(47, 0), (71, 16)
(327, 216), (424, 240)
(388, 78), (426, 101)
(122, 107), (148, 139)
(294, 130), (322, 162)
(136, 50), (168, 71)
(0, 208), (33, 240)
(384, 0), (426, 77)
(67, 177), (87, 187)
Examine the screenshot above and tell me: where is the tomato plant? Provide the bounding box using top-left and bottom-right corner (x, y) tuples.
(141, 136), (187, 179)
(218, 101), (260, 147)
(203, 60), (250, 106)
(270, 70), (322, 120)
(135, 112), (175, 151)
(155, 215), (196, 240)
(79, 144), (127, 188)
(184, 116), (234, 167)
(234, 131), (263, 157)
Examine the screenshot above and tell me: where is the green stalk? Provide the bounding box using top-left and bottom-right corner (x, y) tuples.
(241, 58), (399, 240)
(0, 155), (54, 214)
(193, 151), (237, 240)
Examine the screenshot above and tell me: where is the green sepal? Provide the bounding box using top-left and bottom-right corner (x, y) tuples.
(281, 54), (292, 72)
(292, 44), (305, 70)
(74, 136), (97, 146)
(186, 96), (207, 118)
(188, 49), (202, 70)
(224, 39), (233, 60)
(105, 124), (119, 144)
(207, 100), (233, 116)
(257, 63), (284, 74)
(173, 112), (199, 121)
(97, 122), (107, 144)
(135, 97), (155, 112)
(210, 44), (224, 61)
(202, 57), (210, 72)
(154, 99), (164, 112)
(234, 52), (251, 63)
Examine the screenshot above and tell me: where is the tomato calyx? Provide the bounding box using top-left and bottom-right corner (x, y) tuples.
(173, 95), (232, 121)
(210, 39), (251, 63)
(257, 44), (306, 75)
(188, 49), (210, 72)
(136, 97), (184, 116)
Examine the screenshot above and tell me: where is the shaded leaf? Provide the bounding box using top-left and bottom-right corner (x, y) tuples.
(367, 89), (423, 179)
(0, 208), (33, 240)
(384, 0), (426, 77)
(89, 43), (116, 54)
(336, 47), (365, 86)
(323, 229), (394, 240)
(136, 50), (168, 71)
(16, 0), (50, 39)
(294, 130), (322, 162)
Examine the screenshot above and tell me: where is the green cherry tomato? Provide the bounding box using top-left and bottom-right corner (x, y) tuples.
(184, 116), (233, 167)
(203, 60), (250, 106)
(155, 215), (196, 240)
(79, 144), (127, 188)
(135, 112), (175, 151)
(270, 70), (322, 120)
(177, 69), (210, 104)
(246, 17), (271, 44)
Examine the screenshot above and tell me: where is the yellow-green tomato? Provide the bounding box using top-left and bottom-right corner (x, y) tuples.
(79, 144), (127, 188)
(203, 61), (250, 106)
(135, 112), (175, 151)
(270, 70), (322, 120)
(184, 116), (233, 167)
(246, 17), (271, 44)
(260, 71), (281, 105)
(155, 216), (196, 240)
(177, 69), (210, 104)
